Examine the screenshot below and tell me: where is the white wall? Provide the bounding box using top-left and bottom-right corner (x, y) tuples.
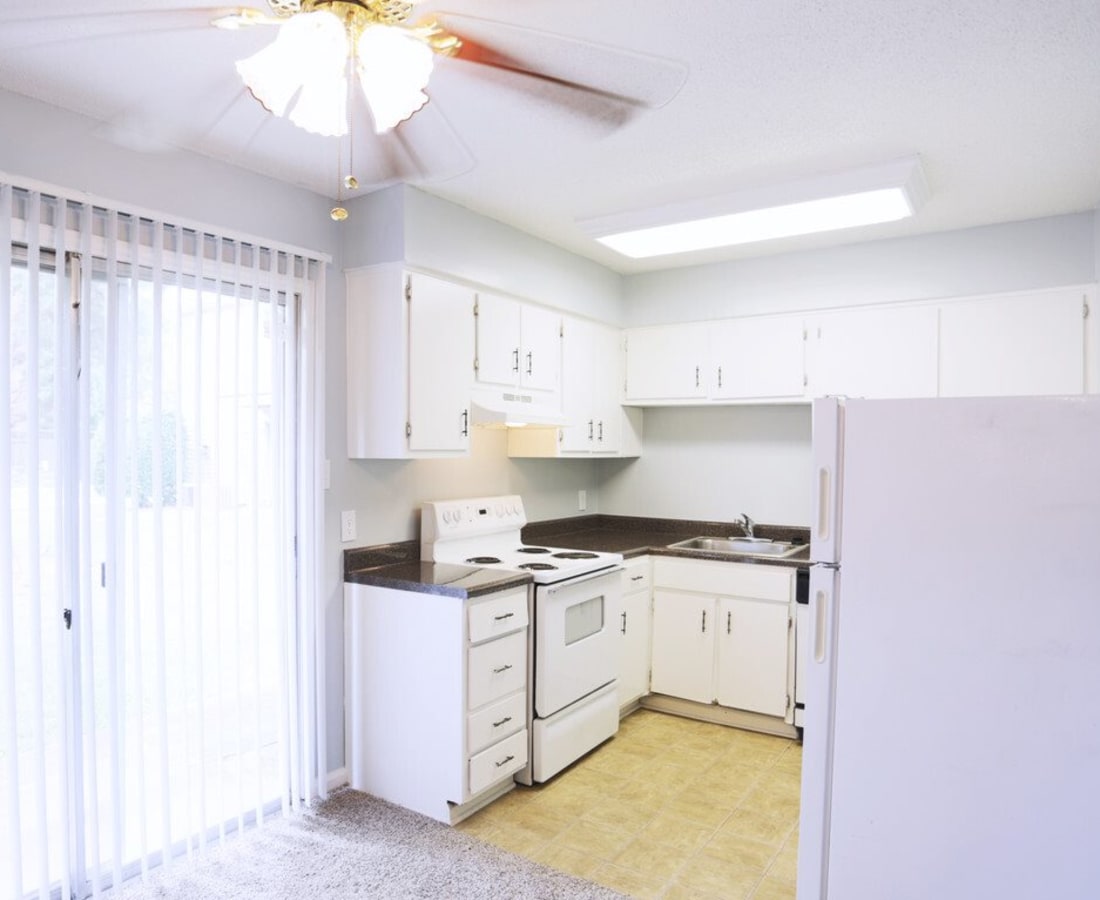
(600, 212), (1099, 529)
(623, 212), (1097, 325)
(598, 405), (813, 526)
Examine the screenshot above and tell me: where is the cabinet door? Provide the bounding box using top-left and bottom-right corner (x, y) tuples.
(520, 304), (562, 393)
(710, 315), (806, 400)
(715, 596), (790, 717)
(624, 323), (709, 401)
(475, 292), (522, 387)
(408, 273), (475, 452)
(939, 288), (1087, 397)
(618, 588), (652, 708)
(649, 590), (715, 704)
(805, 305), (938, 398)
(558, 316), (597, 453)
(591, 323), (623, 452)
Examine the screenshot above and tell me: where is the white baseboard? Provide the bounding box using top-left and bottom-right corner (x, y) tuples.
(326, 767), (349, 792)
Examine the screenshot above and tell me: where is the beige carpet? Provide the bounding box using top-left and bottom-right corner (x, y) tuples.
(113, 789), (626, 899)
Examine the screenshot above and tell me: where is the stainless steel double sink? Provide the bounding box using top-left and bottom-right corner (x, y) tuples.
(667, 536), (807, 559)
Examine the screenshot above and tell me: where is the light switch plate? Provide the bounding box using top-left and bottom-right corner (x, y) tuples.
(340, 510), (357, 542)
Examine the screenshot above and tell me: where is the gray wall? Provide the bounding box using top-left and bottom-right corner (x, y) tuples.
(600, 210), (1100, 530)
(5, 87), (1099, 777)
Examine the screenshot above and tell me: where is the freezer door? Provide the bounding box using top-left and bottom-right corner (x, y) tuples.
(810, 397), (843, 564)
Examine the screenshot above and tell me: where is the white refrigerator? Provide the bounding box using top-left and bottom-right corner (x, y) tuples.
(798, 396), (1100, 900)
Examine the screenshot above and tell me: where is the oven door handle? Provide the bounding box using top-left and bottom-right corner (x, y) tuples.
(542, 565), (624, 596)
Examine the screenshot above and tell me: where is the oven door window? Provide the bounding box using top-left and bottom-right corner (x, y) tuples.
(564, 595), (604, 645)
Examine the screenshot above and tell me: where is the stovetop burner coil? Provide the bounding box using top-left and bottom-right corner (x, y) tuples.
(465, 556), (503, 565)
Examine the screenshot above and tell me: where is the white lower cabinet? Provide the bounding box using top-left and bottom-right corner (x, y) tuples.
(617, 557), (652, 710)
(345, 583), (529, 824)
(650, 557), (795, 720)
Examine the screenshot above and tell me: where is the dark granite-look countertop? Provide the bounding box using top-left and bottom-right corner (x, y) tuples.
(343, 540), (531, 598)
(343, 516), (811, 597)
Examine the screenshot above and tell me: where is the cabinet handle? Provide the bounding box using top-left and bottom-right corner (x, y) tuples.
(695, 365), (700, 387)
(526, 351), (533, 376)
(493, 612), (514, 621)
(588, 419), (594, 440)
(461, 409), (469, 437)
(495, 754), (516, 768)
(701, 609), (707, 633)
(718, 366), (722, 388)
(630, 575), (644, 582)
(492, 664), (513, 674)
(620, 610), (627, 635)
(727, 611), (732, 634)
(492, 716), (512, 728)
(598, 421), (603, 442)
(512, 348), (520, 372)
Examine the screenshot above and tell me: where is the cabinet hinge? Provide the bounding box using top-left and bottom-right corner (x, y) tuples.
(473, 356), (479, 373)
(788, 616), (793, 632)
(560, 323), (564, 338)
(405, 421), (411, 438)
(803, 373), (808, 388)
(802, 328), (808, 341)
(404, 277), (411, 302)
(473, 297), (479, 316)
(1084, 298), (1090, 319)
(63, 608), (72, 630)
(786, 693), (792, 713)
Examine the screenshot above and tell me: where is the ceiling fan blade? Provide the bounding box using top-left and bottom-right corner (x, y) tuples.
(427, 12), (688, 111)
(0, 8), (240, 52)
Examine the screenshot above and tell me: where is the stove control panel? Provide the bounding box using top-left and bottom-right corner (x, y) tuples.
(422, 494), (527, 543)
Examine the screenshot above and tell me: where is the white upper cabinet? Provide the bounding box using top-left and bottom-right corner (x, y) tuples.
(507, 316), (642, 458)
(346, 265), (474, 458)
(938, 288), (1089, 397)
(804, 304), (939, 399)
(623, 322), (710, 402)
(476, 292), (561, 395)
(710, 315), (806, 400)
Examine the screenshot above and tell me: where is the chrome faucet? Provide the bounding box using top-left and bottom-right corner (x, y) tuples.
(736, 513), (755, 538)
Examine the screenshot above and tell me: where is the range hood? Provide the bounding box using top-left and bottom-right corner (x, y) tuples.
(469, 386), (567, 429)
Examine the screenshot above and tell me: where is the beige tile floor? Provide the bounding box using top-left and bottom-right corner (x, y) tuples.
(457, 709), (801, 899)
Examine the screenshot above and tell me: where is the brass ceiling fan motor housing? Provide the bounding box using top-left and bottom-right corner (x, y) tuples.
(298, 0), (416, 27)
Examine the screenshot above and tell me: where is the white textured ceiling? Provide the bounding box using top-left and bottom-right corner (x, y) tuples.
(1, 0), (1099, 273)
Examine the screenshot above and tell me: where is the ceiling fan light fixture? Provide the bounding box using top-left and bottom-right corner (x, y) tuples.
(356, 24), (434, 133)
(580, 157), (929, 259)
(236, 9), (351, 135)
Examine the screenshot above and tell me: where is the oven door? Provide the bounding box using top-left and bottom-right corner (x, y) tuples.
(534, 568), (621, 718)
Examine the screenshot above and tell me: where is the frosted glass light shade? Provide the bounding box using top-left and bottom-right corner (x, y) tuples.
(356, 25), (433, 133)
(236, 10), (351, 137)
(581, 158), (929, 259)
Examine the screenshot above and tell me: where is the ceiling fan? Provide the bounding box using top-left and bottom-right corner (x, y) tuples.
(0, 1), (688, 219)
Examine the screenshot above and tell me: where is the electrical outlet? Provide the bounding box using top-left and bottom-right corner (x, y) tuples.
(340, 510), (357, 542)
(578, 489), (587, 511)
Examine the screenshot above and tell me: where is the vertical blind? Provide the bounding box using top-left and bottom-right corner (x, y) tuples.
(0, 178), (327, 900)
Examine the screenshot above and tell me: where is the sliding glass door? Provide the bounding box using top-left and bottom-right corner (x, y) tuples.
(1, 185), (326, 900)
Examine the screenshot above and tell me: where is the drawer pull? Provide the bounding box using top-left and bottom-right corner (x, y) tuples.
(492, 664), (513, 674)
(630, 575), (644, 582)
(493, 612), (515, 621)
(495, 754), (516, 769)
(492, 716), (513, 728)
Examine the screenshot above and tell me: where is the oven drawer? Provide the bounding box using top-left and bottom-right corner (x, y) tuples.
(468, 728), (528, 798)
(468, 587), (529, 644)
(468, 630), (527, 710)
(467, 691), (526, 755)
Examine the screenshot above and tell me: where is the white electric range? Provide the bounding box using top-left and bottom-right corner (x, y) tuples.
(421, 495), (623, 784)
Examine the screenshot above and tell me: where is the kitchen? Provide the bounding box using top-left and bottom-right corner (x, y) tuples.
(3, 2), (1100, 898)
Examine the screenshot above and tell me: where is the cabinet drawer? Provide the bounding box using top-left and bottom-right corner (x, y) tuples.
(469, 729), (528, 797)
(621, 557), (651, 594)
(468, 630), (527, 709)
(654, 557), (794, 602)
(468, 589), (529, 644)
(467, 691), (526, 755)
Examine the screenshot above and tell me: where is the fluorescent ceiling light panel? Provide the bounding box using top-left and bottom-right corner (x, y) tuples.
(580, 157), (928, 259)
